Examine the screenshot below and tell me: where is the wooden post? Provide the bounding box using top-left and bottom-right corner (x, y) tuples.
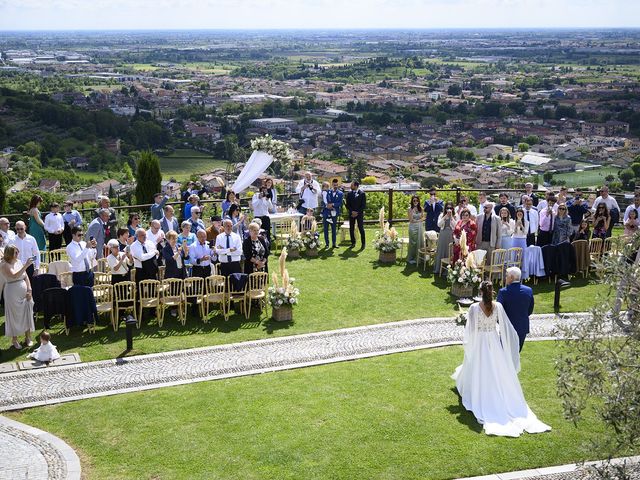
(388, 188), (394, 227)
(455, 187), (461, 206)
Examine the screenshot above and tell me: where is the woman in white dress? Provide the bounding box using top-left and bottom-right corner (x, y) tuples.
(1, 244), (35, 349)
(452, 281), (551, 437)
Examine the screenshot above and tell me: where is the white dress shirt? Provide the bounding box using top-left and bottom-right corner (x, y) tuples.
(214, 231), (242, 263)
(189, 241), (215, 266)
(66, 240), (96, 273)
(0, 229), (15, 247)
(146, 228), (164, 246)
(624, 203), (640, 222)
(251, 194), (274, 217)
(107, 252), (131, 275)
(537, 200), (558, 213)
(12, 234), (40, 269)
(129, 240), (158, 269)
(522, 207), (539, 234)
(592, 195), (620, 214)
(295, 179), (321, 209)
(44, 212), (64, 234)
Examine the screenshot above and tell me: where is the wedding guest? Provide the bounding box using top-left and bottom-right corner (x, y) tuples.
(44, 203), (65, 251)
(86, 209), (111, 259)
(127, 213), (141, 238)
(498, 207), (515, 250)
(206, 215), (223, 244)
(323, 178), (343, 248)
(117, 227), (131, 251)
(452, 208), (477, 262)
(1, 245), (35, 349)
(320, 181), (331, 225)
(434, 202), (457, 274)
(623, 209), (638, 237)
(511, 209), (528, 252)
(243, 222), (270, 275)
(93, 196), (117, 240)
(163, 230), (188, 318)
(150, 193), (169, 221)
(67, 226), (97, 287)
(106, 239), (132, 284)
(226, 204), (247, 239)
(537, 196), (557, 247)
(424, 188), (443, 232)
(188, 206), (206, 234)
(221, 191), (238, 218)
(26, 331), (60, 363)
(407, 195), (424, 265)
(184, 194), (200, 220)
(215, 219), (243, 276)
(62, 201), (82, 246)
(592, 203), (610, 241)
(295, 171), (321, 215)
(520, 182), (539, 207)
(160, 205), (180, 234)
(623, 193), (640, 223)
(12, 221), (40, 283)
(592, 186), (620, 237)
(346, 180), (366, 249)
(494, 193), (516, 219)
(574, 220), (590, 241)
(146, 220), (165, 247)
(177, 221), (196, 247)
(552, 204), (572, 245)
(27, 194), (47, 251)
(189, 230), (214, 278)
(251, 183), (275, 241)
(457, 196), (477, 218)
(522, 196), (539, 246)
(0, 217), (15, 247)
(557, 186), (570, 205)
(264, 177), (278, 208)
(477, 191), (490, 214)
(476, 203), (500, 261)
(537, 190), (556, 213)
(130, 228), (159, 285)
(567, 194), (589, 238)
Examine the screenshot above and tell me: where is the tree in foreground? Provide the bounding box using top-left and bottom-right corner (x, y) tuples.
(135, 150), (162, 205)
(556, 233), (640, 479)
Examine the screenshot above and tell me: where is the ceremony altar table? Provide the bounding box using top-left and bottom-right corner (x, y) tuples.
(268, 212), (303, 237)
(522, 245), (546, 281)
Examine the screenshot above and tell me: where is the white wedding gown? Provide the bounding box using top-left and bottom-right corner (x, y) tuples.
(452, 302), (551, 437)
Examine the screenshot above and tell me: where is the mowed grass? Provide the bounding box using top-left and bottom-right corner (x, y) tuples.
(0, 228), (603, 364)
(159, 148), (227, 181)
(8, 342), (627, 480)
(553, 166), (621, 188)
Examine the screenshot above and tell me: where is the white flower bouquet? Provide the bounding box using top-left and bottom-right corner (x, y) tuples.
(251, 135), (293, 171)
(446, 259), (482, 288)
(302, 230), (320, 250)
(373, 222), (400, 252)
(268, 248), (300, 309)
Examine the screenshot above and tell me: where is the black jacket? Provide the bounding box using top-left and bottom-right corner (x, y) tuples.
(346, 189), (366, 214)
(243, 236), (270, 275)
(162, 243), (187, 279)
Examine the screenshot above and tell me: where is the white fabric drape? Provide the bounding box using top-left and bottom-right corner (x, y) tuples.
(230, 150), (274, 194)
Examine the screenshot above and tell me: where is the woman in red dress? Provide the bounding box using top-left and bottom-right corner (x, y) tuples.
(452, 208), (477, 262)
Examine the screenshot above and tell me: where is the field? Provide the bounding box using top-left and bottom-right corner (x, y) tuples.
(553, 166), (621, 188)
(159, 148), (227, 181)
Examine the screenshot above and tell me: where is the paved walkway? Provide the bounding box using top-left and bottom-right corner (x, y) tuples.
(0, 415), (80, 480)
(0, 313), (586, 412)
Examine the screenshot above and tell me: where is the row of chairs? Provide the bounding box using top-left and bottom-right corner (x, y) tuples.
(438, 245), (523, 286)
(93, 272), (269, 331)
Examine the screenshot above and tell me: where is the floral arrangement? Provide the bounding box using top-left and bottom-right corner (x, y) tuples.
(269, 248), (300, 308)
(446, 259), (482, 288)
(251, 135), (293, 171)
(455, 312), (468, 326)
(302, 220), (320, 250)
(285, 220), (304, 251)
(373, 221), (400, 252)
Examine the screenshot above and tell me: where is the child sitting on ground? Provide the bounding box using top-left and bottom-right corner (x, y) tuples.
(27, 331), (60, 363)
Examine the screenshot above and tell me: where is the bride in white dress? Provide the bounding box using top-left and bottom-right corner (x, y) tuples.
(452, 281), (551, 437)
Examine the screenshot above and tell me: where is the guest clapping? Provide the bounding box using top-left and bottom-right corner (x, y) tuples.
(243, 222), (270, 275)
(452, 209), (477, 262)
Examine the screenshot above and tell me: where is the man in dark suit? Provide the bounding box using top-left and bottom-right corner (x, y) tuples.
(424, 188), (443, 232)
(497, 266), (534, 352)
(345, 181), (366, 249)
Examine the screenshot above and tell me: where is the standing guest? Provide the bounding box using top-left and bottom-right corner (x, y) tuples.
(67, 226), (97, 287)
(494, 193), (516, 219)
(295, 171), (321, 215)
(323, 179), (343, 248)
(44, 203), (65, 251)
(320, 181), (331, 225)
(592, 186), (620, 237)
(62, 201), (82, 246)
(146, 220), (165, 248)
(346, 180), (366, 249)
(130, 228), (159, 286)
(452, 209), (477, 262)
(160, 205), (180, 234)
(301, 208), (316, 232)
(477, 191), (489, 214)
(567, 194), (590, 238)
(27, 194), (47, 251)
(557, 187), (570, 205)
(552, 204), (572, 245)
(497, 267), (534, 352)
(407, 195), (424, 265)
(475, 203), (501, 261)
(184, 194), (200, 221)
(188, 206), (206, 234)
(177, 221), (196, 248)
(150, 193), (169, 221)
(522, 196), (539, 246)
(511, 209), (528, 252)
(116, 228), (131, 252)
(0, 245), (35, 349)
(243, 222), (270, 275)
(127, 214), (141, 238)
(574, 220), (591, 241)
(221, 191), (238, 218)
(190, 230), (214, 279)
(251, 184), (275, 242)
(106, 239), (132, 284)
(537, 196), (557, 247)
(592, 203), (610, 241)
(520, 182), (539, 207)
(215, 219), (242, 276)
(206, 216), (223, 244)
(623, 209), (638, 237)
(0, 217), (16, 247)
(264, 178), (278, 208)
(12, 221), (40, 283)
(434, 202), (457, 274)
(457, 196), (477, 219)
(498, 207), (515, 250)
(226, 204), (247, 239)
(623, 193), (640, 223)
(181, 181), (208, 204)
(163, 230), (188, 318)
(93, 196), (117, 240)
(86, 209), (111, 259)
(424, 188), (443, 232)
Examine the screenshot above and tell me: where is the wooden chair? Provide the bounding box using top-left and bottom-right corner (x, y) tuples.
(47, 260), (70, 278)
(417, 231), (434, 271)
(39, 250), (48, 265)
(484, 249), (507, 285)
(59, 271), (74, 288)
(48, 248), (68, 263)
(472, 249), (487, 270)
(204, 275), (226, 321)
(246, 272), (269, 320)
(138, 280), (161, 328)
(438, 242), (454, 277)
(113, 281), (137, 332)
(38, 262), (49, 275)
(504, 248), (523, 286)
(589, 238), (603, 265)
(339, 221), (360, 244)
(184, 277), (205, 321)
(226, 274), (248, 320)
(95, 258), (109, 273)
(274, 220), (294, 252)
(94, 271), (112, 286)
(93, 284), (115, 330)
(572, 240), (590, 278)
(158, 265), (166, 282)
(159, 278), (185, 327)
(603, 237), (615, 256)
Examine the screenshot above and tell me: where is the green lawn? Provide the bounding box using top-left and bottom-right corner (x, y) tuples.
(9, 342), (628, 480)
(553, 166), (621, 188)
(159, 149), (227, 181)
(0, 228), (602, 364)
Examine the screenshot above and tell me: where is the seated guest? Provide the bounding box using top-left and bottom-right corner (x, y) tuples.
(189, 230), (215, 278)
(215, 219), (242, 276)
(574, 220), (590, 241)
(552, 204), (572, 245)
(243, 222), (270, 275)
(66, 226), (97, 287)
(127, 214), (141, 238)
(106, 239), (132, 284)
(161, 205), (180, 234)
(624, 209), (638, 237)
(206, 215), (222, 244)
(44, 202), (65, 251)
(62, 201), (82, 246)
(177, 221), (196, 247)
(188, 206), (206, 234)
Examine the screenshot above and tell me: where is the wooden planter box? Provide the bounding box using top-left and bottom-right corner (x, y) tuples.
(450, 283), (474, 298)
(306, 248), (318, 257)
(288, 249), (300, 259)
(272, 305), (293, 322)
(378, 250), (397, 264)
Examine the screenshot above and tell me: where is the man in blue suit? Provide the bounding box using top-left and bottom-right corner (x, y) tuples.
(323, 179), (344, 248)
(497, 266), (534, 352)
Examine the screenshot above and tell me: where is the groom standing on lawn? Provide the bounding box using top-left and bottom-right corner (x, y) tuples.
(497, 266), (534, 352)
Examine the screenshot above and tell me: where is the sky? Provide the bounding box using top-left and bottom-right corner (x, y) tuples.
(0, 0), (638, 30)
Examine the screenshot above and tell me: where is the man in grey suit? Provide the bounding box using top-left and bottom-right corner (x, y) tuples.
(475, 202), (501, 261)
(86, 209), (111, 259)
